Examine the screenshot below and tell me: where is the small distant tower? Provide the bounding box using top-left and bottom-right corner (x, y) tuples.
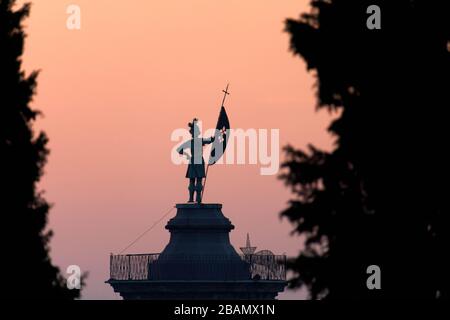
(240, 233), (257, 256)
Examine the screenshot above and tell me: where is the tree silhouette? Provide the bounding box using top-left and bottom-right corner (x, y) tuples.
(1, 0), (81, 298)
(281, 0), (449, 299)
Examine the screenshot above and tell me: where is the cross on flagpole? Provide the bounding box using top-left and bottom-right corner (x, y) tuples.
(221, 83), (230, 107)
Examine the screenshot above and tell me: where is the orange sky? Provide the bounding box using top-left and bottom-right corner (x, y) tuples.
(19, 0), (335, 299)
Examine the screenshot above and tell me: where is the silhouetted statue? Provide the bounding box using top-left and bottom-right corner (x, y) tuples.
(281, 0), (449, 299)
(1, 0), (82, 298)
(177, 85), (231, 204)
(177, 119), (215, 203)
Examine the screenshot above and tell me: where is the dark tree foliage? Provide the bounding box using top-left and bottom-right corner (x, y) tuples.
(281, 0), (449, 299)
(0, 0), (81, 298)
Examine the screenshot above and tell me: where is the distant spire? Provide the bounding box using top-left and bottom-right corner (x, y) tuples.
(240, 233), (257, 255)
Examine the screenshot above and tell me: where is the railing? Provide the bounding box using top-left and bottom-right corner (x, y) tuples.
(109, 253), (286, 281)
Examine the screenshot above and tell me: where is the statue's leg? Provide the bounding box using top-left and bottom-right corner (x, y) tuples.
(188, 178), (195, 202)
(195, 177), (203, 203)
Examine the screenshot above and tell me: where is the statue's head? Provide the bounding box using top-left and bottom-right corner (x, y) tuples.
(188, 118), (200, 138)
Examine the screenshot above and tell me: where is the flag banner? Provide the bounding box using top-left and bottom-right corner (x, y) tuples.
(209, 106), (230, 165)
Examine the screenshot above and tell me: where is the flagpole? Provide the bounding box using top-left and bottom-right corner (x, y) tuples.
(201, 164), (210, 201)
(201, 84), (230, 202)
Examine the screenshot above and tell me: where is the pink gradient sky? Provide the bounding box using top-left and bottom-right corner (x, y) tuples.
(19, 0), (335, 299)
